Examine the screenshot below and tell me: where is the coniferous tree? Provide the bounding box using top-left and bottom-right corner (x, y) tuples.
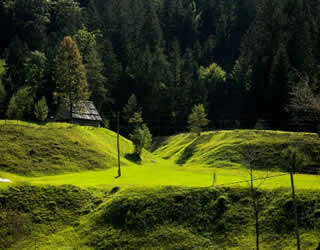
(130, 123), (152, 156)
(0, 59), (6, 100)
(5, 36), (31, 92)
(288, 0), (315, 74)
(188, 104), (209, 136)
(269, 43), (290, 127)
(147, 46), (170, 119)
(0, 59), (7, 116)
(73, 26), (109, 111)
(49, 0), (82, 47)
(34, 96), (48, 122)
(54, 36), (89, 120)
(102, 39), (121, 116)
(10, 0), (50, 51)
(231, 57), (253, 122)
(142, 0), (163, 50)
(128, 111), (143, 129)
(122, 94), (138, 122)
(167, 40), (182, 132)
(24, 50), (47, 98)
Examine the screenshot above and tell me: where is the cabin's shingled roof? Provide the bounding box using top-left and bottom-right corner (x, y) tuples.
(55, 101), (102, 121)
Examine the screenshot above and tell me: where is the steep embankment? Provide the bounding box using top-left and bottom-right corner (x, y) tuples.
(153, 130), (320, 173)
(0, 121), (154, 176)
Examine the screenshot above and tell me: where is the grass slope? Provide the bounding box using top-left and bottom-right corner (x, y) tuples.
(2, 186), (320, 249)
(153, 130), (320, 172)
(1, 122), (320, 249)
(0, 121), (155, 176)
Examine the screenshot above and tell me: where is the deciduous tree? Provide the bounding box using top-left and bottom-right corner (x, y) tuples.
(6, 86), (33, 120)
(200, 62), (226, 123)
(286, 73), (320, 132)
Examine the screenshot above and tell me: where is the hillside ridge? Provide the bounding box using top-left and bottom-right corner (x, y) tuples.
(153, 130), (320, 173)
(0, 121), (155, 176)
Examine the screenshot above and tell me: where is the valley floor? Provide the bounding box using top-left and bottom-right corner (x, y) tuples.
(1, 164), (320, 191)
(1, 122), (320, 249)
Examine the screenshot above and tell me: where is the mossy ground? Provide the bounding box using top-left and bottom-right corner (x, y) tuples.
(1, 121), (320, 249)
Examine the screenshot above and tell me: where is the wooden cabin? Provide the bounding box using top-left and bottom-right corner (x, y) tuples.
(55, 101), (102, 127)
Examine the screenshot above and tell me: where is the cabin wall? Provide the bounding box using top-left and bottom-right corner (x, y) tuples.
(73, 119), (101, 128)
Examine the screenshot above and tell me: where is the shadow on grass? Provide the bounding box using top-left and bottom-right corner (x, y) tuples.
(125, 153), (142, 164)
(176, 134), (214, 165)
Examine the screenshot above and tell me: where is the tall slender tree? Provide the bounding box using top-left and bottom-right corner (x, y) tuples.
(54, 36), (89, 120)
(74, 26), (109, 111)
(0, 59), (7, 116)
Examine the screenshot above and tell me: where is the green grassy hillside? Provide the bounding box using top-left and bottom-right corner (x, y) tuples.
(1, 122), (320, 249)
(0, 121), (155, 176)
(2, 186), (320, 249)
(153, 130), (320, 172)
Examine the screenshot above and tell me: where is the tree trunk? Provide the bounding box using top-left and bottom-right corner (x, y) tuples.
(254, 200), (259, 250)
(69, 101), (73, 124)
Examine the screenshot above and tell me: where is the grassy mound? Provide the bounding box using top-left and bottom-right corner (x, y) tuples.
(81, 187), (320, 249)
(0, 184), (101, 249)
(0, 121), (153, 176)
(153, 130), (320, 173)
(1, 185), (320, 249)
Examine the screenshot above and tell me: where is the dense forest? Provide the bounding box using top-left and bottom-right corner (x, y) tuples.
(0, 0), (320, 135)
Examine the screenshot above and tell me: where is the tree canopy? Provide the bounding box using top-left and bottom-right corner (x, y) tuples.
(0, 0), (320, 134)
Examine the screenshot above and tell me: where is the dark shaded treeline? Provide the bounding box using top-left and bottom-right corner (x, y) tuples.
(0, 0), (319, 135)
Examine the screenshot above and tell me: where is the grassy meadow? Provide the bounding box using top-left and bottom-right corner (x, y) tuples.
(1, 166), (320, 191)
(1, 121), (320, 249)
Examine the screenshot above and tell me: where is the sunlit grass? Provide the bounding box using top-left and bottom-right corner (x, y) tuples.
(1, 121), (320, 250)
(154, 130), (320, 170)
(0, 121), (156, 176)
(1, 165), (319, 191)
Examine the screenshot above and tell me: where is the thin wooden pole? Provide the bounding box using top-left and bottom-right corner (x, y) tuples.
(290, 156), (300, 250)
(250, 166), (259, 250)
(117, 112), (121, 177)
